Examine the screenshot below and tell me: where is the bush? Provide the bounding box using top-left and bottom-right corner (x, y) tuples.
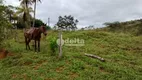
(0, 1), (13, 48)
(49, 37), (58, 56)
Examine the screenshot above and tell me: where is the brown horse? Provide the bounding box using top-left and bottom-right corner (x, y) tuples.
(24, 26), (47, 52)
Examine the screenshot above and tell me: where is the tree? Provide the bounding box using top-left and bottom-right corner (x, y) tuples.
(16, 5), (33, 28)
(88, 25), (94, 30)
(46, 25), (51, 30)
(53, 25), (58, 30)
(4, 5), (19, 27)
(19, 0), (31, 8)
(137, 21), (142, 35)
(0, 0), (13, 45)
(12, 13), (18, 27)
(19, 0), (33, 29)
(104, 21), (121, 31)
(31, 19), (44, 27)
(33, 19), (44, 27)
(81, 28), (85, 30)
(56, 15), (79, 31)
(5, 5), (15, 23)
(30, 19), (51, 30)
(32, 0), (41, 27)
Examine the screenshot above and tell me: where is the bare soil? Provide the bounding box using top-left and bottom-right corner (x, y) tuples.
(0, 48), (14, 59)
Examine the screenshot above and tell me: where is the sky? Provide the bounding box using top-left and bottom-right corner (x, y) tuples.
(4, 0), (142, 28)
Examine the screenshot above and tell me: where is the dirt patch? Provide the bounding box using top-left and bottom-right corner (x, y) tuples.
(99, 67), (109, 74)
(22, 74), (28, 80)
(99, 67), (105, 72)
(12, 74), (18, 79)
(69, 72), (79, 78)
(33, 60), (47, 70)
(24, 61), (32, 65)
(0, 48), (14, 59)
(56, 66), (64, 73)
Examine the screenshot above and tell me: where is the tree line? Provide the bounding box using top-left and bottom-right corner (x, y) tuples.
(104, 19), (142, 35)
(0, 0), (48, 45)
(2, 0), (79, 31)
(5, 0), (51, 29)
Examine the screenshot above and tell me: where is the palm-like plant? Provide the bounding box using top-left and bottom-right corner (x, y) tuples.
(19, 0), (41, 28)
(5, 5), (15, 23)
(16, 5), (33, 28)
(32, 0), (41, 27)
(19, 0), (33, 28)
(12, 13), (18, 25)
(19, 0), (32, 8)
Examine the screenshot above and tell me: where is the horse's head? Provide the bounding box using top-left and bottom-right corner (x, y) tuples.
(40, 26), (47, 36)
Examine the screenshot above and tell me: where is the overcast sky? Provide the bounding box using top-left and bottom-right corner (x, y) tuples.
(4, 0), (142, 28)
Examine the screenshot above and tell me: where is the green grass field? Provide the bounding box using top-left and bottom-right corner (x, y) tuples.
(0, 30), (142, 80)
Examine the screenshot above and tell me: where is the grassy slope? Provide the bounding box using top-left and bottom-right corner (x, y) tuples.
(105, 19), (142, 35)
(0, 30), (142, 80)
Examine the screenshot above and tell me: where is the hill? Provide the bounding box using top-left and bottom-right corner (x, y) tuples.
(0, 30), (142, 80)
(104, 19), (142, 35)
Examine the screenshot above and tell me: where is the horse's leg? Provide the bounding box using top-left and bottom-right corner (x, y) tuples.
(35, 40), (37, 52)
(38, 40), (40, 52)
(25, 37), (28, 50)
(27, 39), (31, 50)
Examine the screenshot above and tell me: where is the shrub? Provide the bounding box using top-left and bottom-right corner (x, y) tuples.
(0, 1), (13, 48)
(49, 37), (58, 56)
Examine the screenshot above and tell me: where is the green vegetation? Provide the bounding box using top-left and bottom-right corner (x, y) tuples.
(0, 0), (142, 80)
(0, 30), (142, 80)
(56, 15), (79, 30)
(49, 37), (58, 55)
(104, 19), (142, 35)
(0, 0), (13, 46)
(0, 0), (50, 29)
